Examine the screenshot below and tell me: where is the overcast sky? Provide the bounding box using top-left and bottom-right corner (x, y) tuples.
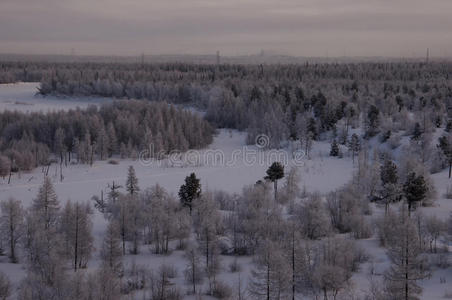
(1, 0), (451, 57)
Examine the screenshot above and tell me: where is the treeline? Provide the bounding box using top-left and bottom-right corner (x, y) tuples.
(0, 61), (56, 83)
(0, 100), (213, 173)
(25, 61), (452, 148)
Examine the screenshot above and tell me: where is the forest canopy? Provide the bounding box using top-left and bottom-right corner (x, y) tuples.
(0, 100), (214, 172)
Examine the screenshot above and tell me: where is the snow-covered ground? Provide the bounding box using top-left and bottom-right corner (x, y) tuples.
(1, 82), (452, 299)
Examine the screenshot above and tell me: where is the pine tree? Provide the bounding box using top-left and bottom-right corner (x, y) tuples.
(125, 166), (139, 196)
(179, 173), (201, 215)
(265, 162), (285, 201)
(365, 105), (380, 138)
(100, 221), (123, 276)
(23, 202), (65, 293)
(403, 172), (428, 216)
(107, 181), (121, 204)
(385, 213), (429, 300)
(32, 177), (60, 230)
(329, 139), (339, 157)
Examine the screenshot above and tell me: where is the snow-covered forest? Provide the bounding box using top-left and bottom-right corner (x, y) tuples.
(0, 61), (452, 300)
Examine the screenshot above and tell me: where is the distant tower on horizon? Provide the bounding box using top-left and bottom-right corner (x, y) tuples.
(216, 50), (220, 64)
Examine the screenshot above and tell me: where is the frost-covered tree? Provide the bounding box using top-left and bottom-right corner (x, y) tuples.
(32, 177), (60, 230)
(100, 221), (123, 276)
(347, 133), (360, 163)
(438, 134), (452, 178)
(0, 272), (10, 300)
(0, 198), (24, 263)
(88, 265), (121, 300)
(311, 237), (362, 299)
(424, 215), (445, 253)
(184, 242), (203, 294)
(60, 201), (94, 270)
(385, 213), (429, 300)
(23, 200), (65, 297)
(248, 240), (291, 300)
(54, 127), (66, 164)
(296, 193), (331, 239)
(282, 167), (301, 208)
(0, 155), (10, 179)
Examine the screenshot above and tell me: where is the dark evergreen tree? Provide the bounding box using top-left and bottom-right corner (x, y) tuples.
(435, 116), (442, 128)
(403, 172), (428, 216)
(438, 135), (452, 178)
(307, 118), (318, 140)
(381, 160), (398, 185)
(365, 105), (380, 138)
(329, 140), (339, 157)
(125, 166), (139, 196)
(411, 123), (422, 141)
(378, 160), (401, 214)
(395, 95), (404, 112)
(380, 130), (392, 143)
(265, 162), (285, 201)
(446, 120), (452, 132)
(179, 173), (201, 215)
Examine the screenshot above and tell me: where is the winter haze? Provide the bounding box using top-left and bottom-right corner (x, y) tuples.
(1, 0), (452, 57)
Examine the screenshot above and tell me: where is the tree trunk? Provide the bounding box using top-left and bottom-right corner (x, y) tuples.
(74, 211), (79, 271)
(292, 228), (295, 300)
(192, 259), (196, 294)
(405, 218), (409, 300)
(267, 262), (270, 300)
(274, 180), (278, 202)
(9, 215), (15, 263)
(206, 228), (209, 269)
